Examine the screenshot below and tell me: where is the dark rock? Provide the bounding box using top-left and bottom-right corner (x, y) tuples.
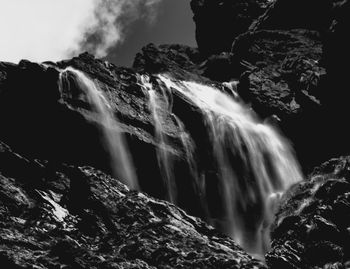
(322, 0), (350, 111)
(250, 0), (333, 32)
(266, 156), (350, 268)
(133, 43), (241, 83)
(232, 29), (324, 117)
(203, 52), (239, 81)
(190, 0), (271, 56)
(133, 43), (204, 80)
(0, 141), (265, 269)
(231, 29), (331, 169)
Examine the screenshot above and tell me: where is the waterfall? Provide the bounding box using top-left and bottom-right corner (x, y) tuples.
(140, 74), (201, 206)
(57, 67), (302, 257)
(139, 74), (177, 203)
(156, 74), (302, 256)
(58, 67), (139, 190)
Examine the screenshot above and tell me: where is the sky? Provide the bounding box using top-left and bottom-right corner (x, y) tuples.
(0, 0), (195, 67)
(106, 0), (196, 66)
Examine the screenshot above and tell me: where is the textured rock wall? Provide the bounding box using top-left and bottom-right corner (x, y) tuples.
(266, 156), (350, 268)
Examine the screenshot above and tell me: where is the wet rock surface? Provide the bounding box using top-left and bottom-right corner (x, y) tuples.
(266, 156), (350, 268)
(0, 141), (266, 269)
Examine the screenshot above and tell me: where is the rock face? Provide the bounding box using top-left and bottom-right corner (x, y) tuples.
(0, 141), (266, 268)
(231, 29), (328, 169)
(266, 156), (350, 268)
(190, 0), (271, 56)
(0, 50), (302, 267)
(233, 29), (324, 119)
(133, 44), (204, 80)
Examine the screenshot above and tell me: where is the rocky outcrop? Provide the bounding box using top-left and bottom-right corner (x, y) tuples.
(233, 29), (324, 119)
(133, 43), (239, 82)
(266, 156), (350, 268)
(0, 141), (266, 268)
(133, 43), (205, 81)
(190, 0), (271, 56)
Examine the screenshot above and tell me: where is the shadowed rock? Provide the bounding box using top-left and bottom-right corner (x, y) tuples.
(190, 0), (271, 56)
(249, 0), (333, 32)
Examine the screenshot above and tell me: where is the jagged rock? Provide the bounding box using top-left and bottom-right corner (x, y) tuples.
(0, 141), (266, 269)
(133, 43), (205, 81)
(233, 29), (324, 119)
(266, 156), (350, 268)
(133, 43), (239, 82)
(190, 0), (271, 56)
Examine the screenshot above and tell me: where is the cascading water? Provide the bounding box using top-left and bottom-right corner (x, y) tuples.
(139, 74), (200, 206)
(139, 74), (177, 203)
(156, 74), (302, 257)
(56, 66), (301, 257)
(58, 67), (139, 190)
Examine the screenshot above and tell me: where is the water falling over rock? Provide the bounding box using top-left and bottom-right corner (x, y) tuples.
(140, 74), (177, 203)
(58, 67), (139, 190)
(156, 74), (303, 256)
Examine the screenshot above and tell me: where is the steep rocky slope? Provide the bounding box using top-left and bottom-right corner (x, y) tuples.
(0, 141), (265, 268)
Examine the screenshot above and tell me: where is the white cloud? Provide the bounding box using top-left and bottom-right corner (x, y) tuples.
(0, 0), (162, 63)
